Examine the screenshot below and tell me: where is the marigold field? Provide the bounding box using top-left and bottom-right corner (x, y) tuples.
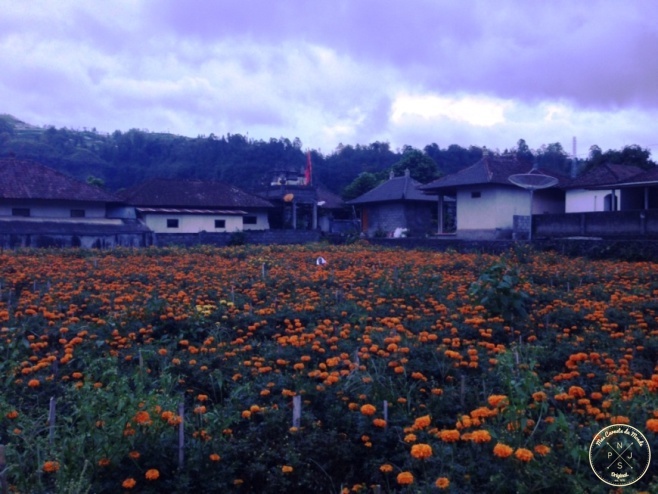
(1, 244), (658, 493)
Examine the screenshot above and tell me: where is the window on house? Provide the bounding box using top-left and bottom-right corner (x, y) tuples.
(12, 208), (30, 217)
(214, 219), (226, 228)
(471, 191), (481, 198)
(70, 209), (86, 218)
(243, 216), (257, 225)
(166, 219), (179, 228)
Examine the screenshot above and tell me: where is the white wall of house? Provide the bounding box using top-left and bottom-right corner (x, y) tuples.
(457, 186), (529, 236)
(143, 212), (269, 233)
(0, 200), (107, 218)
(566, 189), (619, 213)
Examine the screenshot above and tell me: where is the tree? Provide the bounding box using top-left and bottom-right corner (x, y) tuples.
(390, 148), (439, 184)
(342, 172), (383, 201)
(514, 139), (534, 164)
(536, 142), (568, 174)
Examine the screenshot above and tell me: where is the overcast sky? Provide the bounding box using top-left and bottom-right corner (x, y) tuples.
(2, 0), (657, 158)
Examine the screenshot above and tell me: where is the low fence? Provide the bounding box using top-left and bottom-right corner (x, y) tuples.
(532, 210), (658, 239)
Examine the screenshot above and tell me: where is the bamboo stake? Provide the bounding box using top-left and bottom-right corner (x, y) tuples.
(178, 402), (184, 469)
(0, 444), (7, 494)
(49, 397), (56, 445)
(292, 395), (301, 428)
(383, 400), (388, 428)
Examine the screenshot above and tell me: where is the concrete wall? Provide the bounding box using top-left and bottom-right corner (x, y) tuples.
(154, 229), (322, 247)
(533, 210), (658, 238)
(0, 233), (151, 249)
(0, 200), (107, 218)
(456, 186), (528, 239)
(566, 189), (619, 213)
(143, 212), (269, 233)
(363, 202), (434, 237)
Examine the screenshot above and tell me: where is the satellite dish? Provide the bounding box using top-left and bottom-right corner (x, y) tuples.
(508, 171), (558, 190)
(508, 170), (558, 241)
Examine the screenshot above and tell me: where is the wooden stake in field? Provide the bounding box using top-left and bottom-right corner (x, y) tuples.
(292, 395), (301, 428)
(178, 402), (185, 470)
(0, 444), (8, 494)
(49, 397), (56, 445)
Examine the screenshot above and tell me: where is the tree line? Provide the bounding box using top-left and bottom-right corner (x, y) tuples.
(0, 115), (654, 200)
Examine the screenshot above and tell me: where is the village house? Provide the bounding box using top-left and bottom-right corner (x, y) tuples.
(564, 163), (645, 212)
(0, 156), (150, 248)
(119, 178), (273, 234)
(421, 154), (566, 240)
(347, 169), (438, 237)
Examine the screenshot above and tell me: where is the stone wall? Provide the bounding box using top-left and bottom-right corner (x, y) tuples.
(153, 229), (322, 247)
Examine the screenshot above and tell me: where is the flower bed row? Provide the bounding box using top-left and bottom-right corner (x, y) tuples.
(0, 244), (657, 492)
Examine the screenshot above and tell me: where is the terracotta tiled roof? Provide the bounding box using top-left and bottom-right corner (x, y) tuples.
(420, 155), (567, 193)
(346, 172), (435, 204)
(563, 163), (645, 189)
(119, 178), (273, 209)
(0, 156), (120, 202)
(612, 166), (658, 186)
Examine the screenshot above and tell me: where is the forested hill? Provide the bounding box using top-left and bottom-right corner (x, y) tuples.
(0, 114), (654, 197)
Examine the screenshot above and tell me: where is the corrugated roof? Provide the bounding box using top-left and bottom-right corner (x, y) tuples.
(0, 156), (120, 202)
(120, 178), (273, 209)
(136, 208), (247, 215)
(347, 172), (435, 205)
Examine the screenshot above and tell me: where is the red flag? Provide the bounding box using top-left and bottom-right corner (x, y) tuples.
(305, 151), (312, 185)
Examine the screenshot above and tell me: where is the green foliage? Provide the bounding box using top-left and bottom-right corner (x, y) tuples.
(342, 172), (383, 201)
(390, 146), (440, 184)
(469, 260), (530, 324)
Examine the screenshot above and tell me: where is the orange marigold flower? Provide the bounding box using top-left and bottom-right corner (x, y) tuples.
(360, 404), (376, 416)
(122, 478), (137, 489)
(282, 465), (293, 473)
(134, 411), (151, 425)
(568, 386), (586, 398)
(5, 410), (19, 419)
(514, 448), (534, 462)
(532, 391), (547, 402)
(410, 443), (433, 459)
(413, 414), (431, 430)
(403, 433), (417, 443)
(98, 458), (111, 467)
(373, 418), (387, 428)
(396, 471), (414, 485)
(646, 418), (658, 433)
(28, 379), (40, 388)
(145, 469), (160, 480)
(439, 429), (461, 442)
(209, 453), (221, 462)
(610, 415), (630, 425)
(487, 394), (508, 408)
(470, 429), (492, 443)
(435, 477), (450, 489)
(493, 443), (514, 458)
(42, 460), (60, 473)
(380, 463), (394, 473)
(128, 450), (140, 460)
(534, 444), (551, 456)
